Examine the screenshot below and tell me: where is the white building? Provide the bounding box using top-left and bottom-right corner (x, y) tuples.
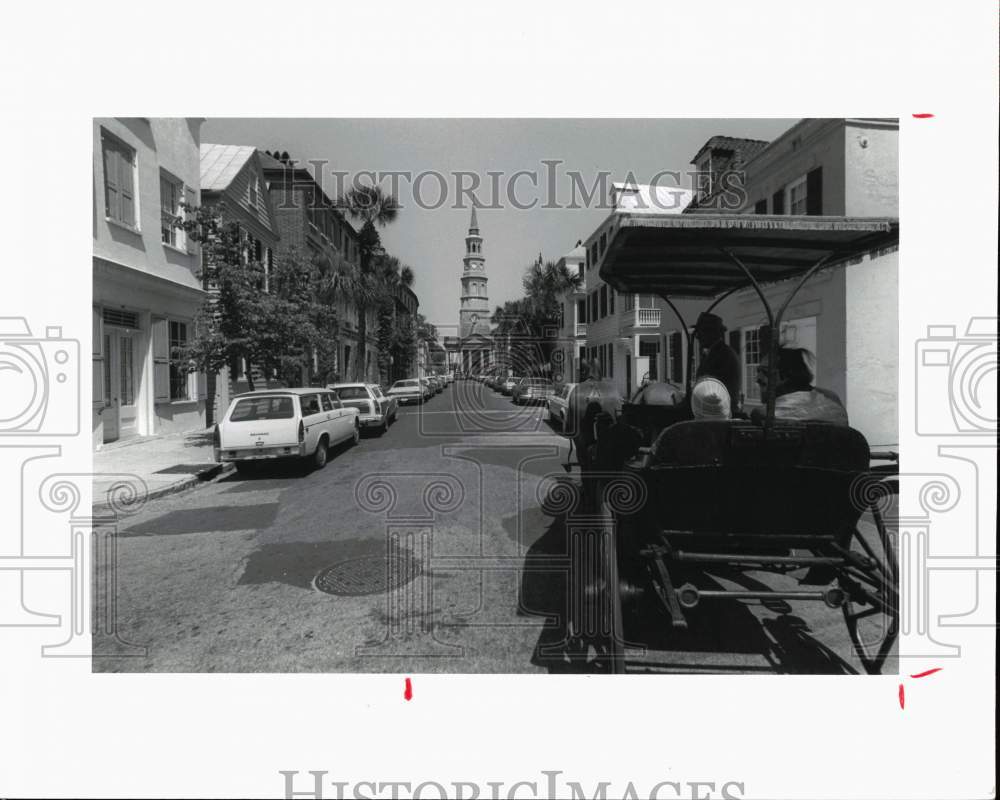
(92, 118), (207, 449)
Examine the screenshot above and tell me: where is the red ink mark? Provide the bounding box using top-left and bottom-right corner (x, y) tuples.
(404, 677), (413, 701)
(898, 683), (905, 709)
(910, 667), (942, 679)
(912, 113), (935, 118)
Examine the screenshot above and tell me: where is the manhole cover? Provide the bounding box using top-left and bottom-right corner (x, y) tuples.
(313, 554), (422, 597)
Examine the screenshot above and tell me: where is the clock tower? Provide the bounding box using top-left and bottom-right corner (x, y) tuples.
(459, 206), (490, 339)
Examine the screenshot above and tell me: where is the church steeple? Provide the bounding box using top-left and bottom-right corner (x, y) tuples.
(459, 206), (489, 339)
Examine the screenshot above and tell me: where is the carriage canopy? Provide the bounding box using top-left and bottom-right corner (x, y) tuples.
(598, 213), (899, 298)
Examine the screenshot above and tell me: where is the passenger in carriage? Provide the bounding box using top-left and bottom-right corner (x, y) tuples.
(753, 347), (849, 425)
(694, 312), (742, 412)
(690, 376), (732, 419)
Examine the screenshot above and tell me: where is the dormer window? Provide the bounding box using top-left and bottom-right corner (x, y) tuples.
(248, 174), (260, 208)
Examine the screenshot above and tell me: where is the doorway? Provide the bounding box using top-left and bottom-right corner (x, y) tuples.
(102, 327), (139, 443)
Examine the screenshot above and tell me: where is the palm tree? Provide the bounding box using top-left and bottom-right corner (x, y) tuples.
(339, 184), (400, 381)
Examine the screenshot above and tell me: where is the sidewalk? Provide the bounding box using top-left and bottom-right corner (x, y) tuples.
(92, 429), (233, 512)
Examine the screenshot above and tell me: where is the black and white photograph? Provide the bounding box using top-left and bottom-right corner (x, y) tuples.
(1, 3), (996, 799)
(89, 117), (901, 676)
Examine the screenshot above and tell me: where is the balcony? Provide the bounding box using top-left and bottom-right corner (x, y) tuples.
(575, 323), (587, 338)
(621, 307), (661, 331)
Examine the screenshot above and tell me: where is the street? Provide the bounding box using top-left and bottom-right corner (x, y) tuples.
(94, 380), (892, 674)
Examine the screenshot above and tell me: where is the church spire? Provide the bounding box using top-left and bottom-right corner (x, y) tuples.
(469, 205), (479, 234)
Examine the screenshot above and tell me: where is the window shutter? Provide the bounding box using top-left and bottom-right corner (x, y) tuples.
(670, 331), (682, 382)
(754, 199), (767, 214)
(152, 317), (170, 402)
(729, 329), (742, 356)
(102, 140), (120, 222)
(806, 167), (823, 215)
(119, 145), (135, 227)
(771, 189), (784, 215)
(185, 186), (197, 254)
(92, 306), (104, 406)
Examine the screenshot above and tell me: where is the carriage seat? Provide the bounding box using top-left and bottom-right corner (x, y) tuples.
(648, 419), (870, 472)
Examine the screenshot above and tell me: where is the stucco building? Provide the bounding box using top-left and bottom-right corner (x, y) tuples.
(570, 118), (899, 446)
(92, 117), (207, 449)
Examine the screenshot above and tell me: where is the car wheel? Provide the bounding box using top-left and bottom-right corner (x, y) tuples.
(235, 461), (254, 475)
(380, 417), (389, 435)
(313, 436), (329, 469)
(352, 421), (361, 445)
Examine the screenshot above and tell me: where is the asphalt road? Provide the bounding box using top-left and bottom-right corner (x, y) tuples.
(94, 380), (897, 674)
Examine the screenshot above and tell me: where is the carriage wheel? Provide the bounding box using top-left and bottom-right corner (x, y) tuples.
(840, 501), (898, 675)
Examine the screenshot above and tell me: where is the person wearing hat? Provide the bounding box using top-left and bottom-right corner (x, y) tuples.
(694, 311), (741, 411)
(691, 376), (732, 419)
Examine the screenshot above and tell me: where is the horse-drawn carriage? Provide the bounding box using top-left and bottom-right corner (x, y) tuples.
(563, 213), (900, 674)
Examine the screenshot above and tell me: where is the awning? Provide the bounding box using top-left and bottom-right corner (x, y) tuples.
(599, 214), (899, 298)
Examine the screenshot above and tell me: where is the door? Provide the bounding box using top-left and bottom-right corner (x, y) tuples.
(299, 393), (324, 451)
(103, 328), (138, 442)
(328, 392), (352, 442)
(319, 392), (343, 443)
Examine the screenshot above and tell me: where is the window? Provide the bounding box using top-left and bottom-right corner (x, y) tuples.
(786, 175), (808, 215)
(160, 171), (183, 248)
(102, 131), (137, 228)
(300, 394), (322, 416)
(754, 199), (767, 214)
(609, 289), (615, 314)
(600, 285), (608, 317)
(248, 174), (260, 208)
(320, 393), (334, 412)
(230, 396), (294, 421)
(740, 316), (818, 403)
(639, 339), (659, 380)
(168, 320), (190, 401)
(599, 232), (607, 256)
(666, 332), (683, 383)
(577, 299), (587, 325)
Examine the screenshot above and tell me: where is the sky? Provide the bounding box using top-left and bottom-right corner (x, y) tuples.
(201, 118), (797, 334)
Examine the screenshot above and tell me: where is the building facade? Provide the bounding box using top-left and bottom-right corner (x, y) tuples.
(553, 244), (587, 384)
(260, 152), (378, 384)
(92, 117), (207, 450)
(571, 118), (899, 446)
(199, 144), (281, 419)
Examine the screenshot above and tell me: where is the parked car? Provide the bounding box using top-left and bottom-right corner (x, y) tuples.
(419, 377), (435, 398)
(329, 382), (397, 435)
(500, 376), (520, 395)
(214, 388), (359, 473)
(387, 378), (425, 405)
(547, 382), (578, 431)
(513, 377), (555, 405)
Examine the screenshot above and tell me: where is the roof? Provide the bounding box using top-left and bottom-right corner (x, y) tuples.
(611, 182), (693, 215)
(690, 136), (770, 165)
(599, 213), (899, 298)
(561, 244), (587, 261)
(200, 144), (257, 192)
(233, 387), (331, 397)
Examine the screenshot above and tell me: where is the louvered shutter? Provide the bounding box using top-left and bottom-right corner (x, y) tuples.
(119, 144), (135, 227)
(92, 306), (104, 406)
(102, 139), (120, 222)
(806, 167), (823, 215)
(185, 186), (197, 254)
(151, 317), (170, 402)
(772, 189), (784, 215)
(670, 332), (682, 382)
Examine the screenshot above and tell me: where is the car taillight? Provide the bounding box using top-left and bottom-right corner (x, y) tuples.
(298, 421), (305, 443)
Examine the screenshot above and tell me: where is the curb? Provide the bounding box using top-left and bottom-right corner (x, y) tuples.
(91, 462), (235, 514)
